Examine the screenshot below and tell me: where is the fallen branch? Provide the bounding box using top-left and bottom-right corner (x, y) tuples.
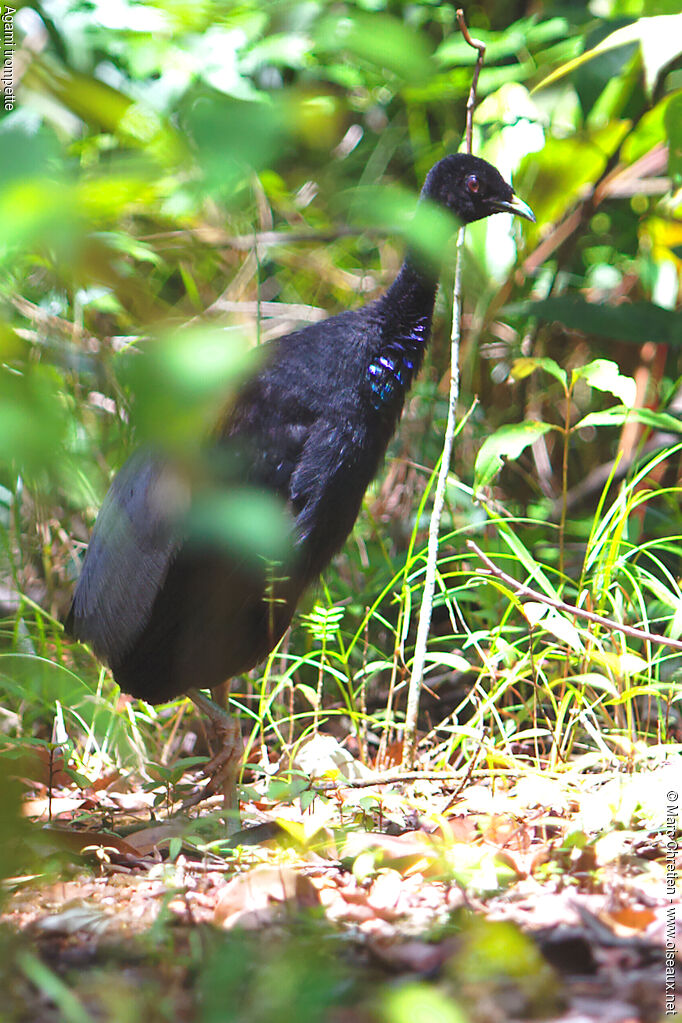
(467, 539), (682, 652)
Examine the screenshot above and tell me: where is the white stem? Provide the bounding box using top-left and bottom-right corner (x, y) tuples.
(403, 224), (466, 767)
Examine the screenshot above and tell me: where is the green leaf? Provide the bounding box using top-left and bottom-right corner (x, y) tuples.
(510, 357), (567, 388)
(665, 92), (682, 188)
(523, 603), (584, 653)
(435, 17), (569, 67)
(188, 488), (293, 565)
(572, 360), (636, 408)
(340, 185), (458, 275)
(513, 297), (682, 347)
(383, 983), (467, 1023)
(185, 95), (286, 200)
(421, 652), (471, 672)
(474, 421), (554, 489)
(566, 673), (620, 697)
(514, 125), (628, 229)
(315, 12), (432, 83)
(534, 14), (682, 95)
(576, 406), (682, 432)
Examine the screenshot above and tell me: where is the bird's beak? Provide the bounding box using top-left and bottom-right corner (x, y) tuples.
(490, 193), (539, 224)
(492, 193), (536, 223)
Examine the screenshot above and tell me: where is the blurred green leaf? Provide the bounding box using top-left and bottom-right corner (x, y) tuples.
(188, 487), (293, 564)
(451, 918), (559, 1012)
(0, 122), (62, 190)
(183, 94), (287, 200)
(665, 92), (682, 188)
(622, 89), (682, 165)
(383, 983), (466, 1023)
(122, 328), (254, 449)
(315, 11), (432, 84)
(340, 185), (458, 275)
(26, 60), (180, 161)
(0, 758), (32, 887)
(516, 296), (682, 346)
(436, 17), (569, 67)
(0, 655), (91, 708)
(516, 123), (629, 229)
(0, 365), (70, 477)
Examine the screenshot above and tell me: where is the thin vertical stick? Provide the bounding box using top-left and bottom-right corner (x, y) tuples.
(457, 10), (486, 155)
(403, 11), (486, 768)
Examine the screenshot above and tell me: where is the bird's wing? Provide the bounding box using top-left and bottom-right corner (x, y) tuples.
(288, 417), (372, 575)
(66, 451), (186, 665)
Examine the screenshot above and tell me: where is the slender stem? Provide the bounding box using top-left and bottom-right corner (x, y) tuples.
(559, 382), (572, 578)
(456, 9), (486, 154)
(403, 11), (486, 769)
(404, 226), (466, 767)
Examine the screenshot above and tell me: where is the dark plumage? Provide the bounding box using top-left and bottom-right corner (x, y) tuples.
(67, 154), (533, 803)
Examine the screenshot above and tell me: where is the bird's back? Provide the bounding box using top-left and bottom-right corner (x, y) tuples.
(68, 303), (403, 702)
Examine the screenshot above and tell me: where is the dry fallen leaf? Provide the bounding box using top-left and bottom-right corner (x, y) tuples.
(214, 865), (320, 928)
(603, 905), (658, 935)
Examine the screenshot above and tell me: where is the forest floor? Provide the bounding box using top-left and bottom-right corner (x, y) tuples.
(0, 737), (678, 1023)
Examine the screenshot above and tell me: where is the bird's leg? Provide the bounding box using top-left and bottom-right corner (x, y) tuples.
(211, 680), (242, 826)
(186, 684), (242, 834)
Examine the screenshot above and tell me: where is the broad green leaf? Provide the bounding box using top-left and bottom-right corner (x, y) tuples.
(622, 89), (682, 165)
(534, 14), (682, 95)
(123, 327), (255, 447)
(474, 421), (554, 489)
(510, 357), (567, 388)
(185, 95), (286, 200)
(188, 488), (293, 564)
(572, 360), (636, 408)
(576, 406), (682, 432)
(513, 297), (682, 347)
(514, 124), (628, 229)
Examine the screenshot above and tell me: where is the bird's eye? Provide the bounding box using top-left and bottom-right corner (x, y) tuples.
(465, 174), (480, 194)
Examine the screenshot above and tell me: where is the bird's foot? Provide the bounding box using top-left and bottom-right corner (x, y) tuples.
(182, 689), (242, 834)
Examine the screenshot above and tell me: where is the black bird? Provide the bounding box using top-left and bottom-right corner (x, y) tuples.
(66, 154), (534, 825)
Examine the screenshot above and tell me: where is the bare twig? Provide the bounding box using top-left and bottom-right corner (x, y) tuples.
(141, 226), (362, 251)
(403, 12), (486, 769)
(467, 540), (682, 653)
(307, 767), (529, 790)
(456, 10), (486, 155)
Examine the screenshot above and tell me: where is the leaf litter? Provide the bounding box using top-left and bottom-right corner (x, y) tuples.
(0, 734), (677, 1022)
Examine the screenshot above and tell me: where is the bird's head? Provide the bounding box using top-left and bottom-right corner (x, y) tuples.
(423, 153), (535, 226)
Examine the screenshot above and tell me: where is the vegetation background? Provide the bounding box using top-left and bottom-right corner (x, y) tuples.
(0, 0), (680, 1020)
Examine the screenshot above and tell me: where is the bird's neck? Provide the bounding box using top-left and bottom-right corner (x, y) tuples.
(379, 257), (440, 355)
(364, 258), (438, 413)
(384, 252), (439, 315)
